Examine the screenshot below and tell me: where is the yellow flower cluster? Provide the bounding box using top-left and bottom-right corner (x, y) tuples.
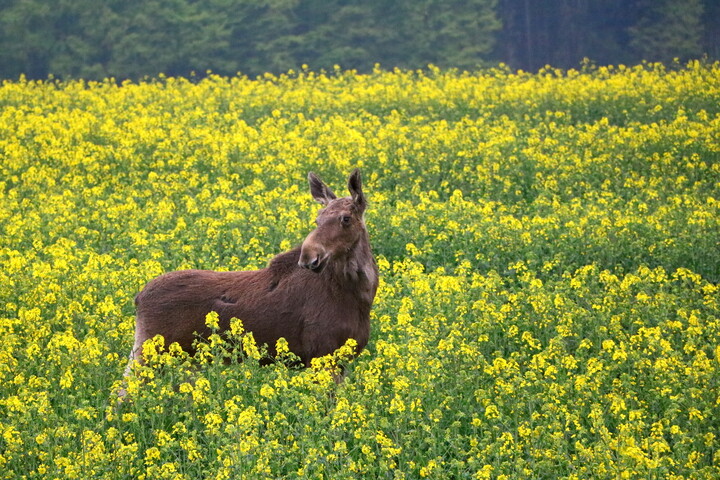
(0, 61), (718, 478)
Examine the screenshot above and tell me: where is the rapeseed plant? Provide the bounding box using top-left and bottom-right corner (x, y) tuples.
(0, 62), (719, 478)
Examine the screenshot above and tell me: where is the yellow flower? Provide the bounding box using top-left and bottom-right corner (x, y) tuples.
(420, 459), (438, 477)
(144, 447), (161, 466)
(204, 311), (220, 330)
(484, 404), (500, 419)
(259, 384), (276, 398)
(59, 368), (74, 389)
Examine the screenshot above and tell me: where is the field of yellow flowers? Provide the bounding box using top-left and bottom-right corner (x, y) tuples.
(1, 61), (719, 479)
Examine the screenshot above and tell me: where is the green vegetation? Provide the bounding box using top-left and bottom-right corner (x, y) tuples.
(0, 62), (719, 478)
(0, 0), (716, 80)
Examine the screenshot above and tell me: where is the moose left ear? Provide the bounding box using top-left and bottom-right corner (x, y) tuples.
(309, 172), (337, 206)
(348, 168), (366, 212)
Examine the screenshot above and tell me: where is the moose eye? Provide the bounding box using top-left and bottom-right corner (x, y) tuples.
(340, 215), (351, 225)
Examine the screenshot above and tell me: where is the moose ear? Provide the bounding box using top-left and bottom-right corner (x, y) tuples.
(348, 168), (366, 212)
(308, 172), (337, 206)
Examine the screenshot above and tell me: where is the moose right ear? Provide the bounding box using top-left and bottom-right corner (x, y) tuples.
(308, 172), (337, 206)
(347, 168), (366, 213)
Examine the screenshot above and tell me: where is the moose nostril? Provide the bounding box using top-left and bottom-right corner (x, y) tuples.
(298, 255), (320, 270)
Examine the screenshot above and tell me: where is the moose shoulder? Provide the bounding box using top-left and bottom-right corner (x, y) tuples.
(127, 169), (378, 374)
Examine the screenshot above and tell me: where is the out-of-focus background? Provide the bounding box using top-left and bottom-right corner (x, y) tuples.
(0, 0), (716, 80)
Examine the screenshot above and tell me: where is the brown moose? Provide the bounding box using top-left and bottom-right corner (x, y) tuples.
(124, 169), (378, 380)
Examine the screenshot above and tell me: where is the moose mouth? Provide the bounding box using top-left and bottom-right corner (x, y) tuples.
(300, 253), (329, 273)
(309, 255), (328, 273)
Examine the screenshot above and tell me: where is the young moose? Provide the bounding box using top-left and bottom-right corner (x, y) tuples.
(126, 169), (378, 378)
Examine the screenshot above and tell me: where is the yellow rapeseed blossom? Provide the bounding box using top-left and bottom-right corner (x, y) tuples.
(0, 63), (718, 479)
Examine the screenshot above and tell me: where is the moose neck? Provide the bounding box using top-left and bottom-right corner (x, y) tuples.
(327, 227), (377, 303)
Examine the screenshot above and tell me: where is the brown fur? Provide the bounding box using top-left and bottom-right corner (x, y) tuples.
(126, 169), (378, 374)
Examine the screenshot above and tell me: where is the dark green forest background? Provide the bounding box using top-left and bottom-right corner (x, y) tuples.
(0, 0), (717, 81)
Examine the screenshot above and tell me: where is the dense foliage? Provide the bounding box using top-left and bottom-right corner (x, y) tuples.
(0, 62), (719, 478)
(0, 0), (716, 80)
(495, 0), (717, 71)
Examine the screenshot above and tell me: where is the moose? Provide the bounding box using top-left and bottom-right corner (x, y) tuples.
(124, 169), (378, 381)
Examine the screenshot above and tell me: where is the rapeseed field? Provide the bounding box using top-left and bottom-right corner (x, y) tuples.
(1, 62), (719, 479)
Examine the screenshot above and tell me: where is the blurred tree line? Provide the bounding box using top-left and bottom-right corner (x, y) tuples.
(0, 0), (715, 80)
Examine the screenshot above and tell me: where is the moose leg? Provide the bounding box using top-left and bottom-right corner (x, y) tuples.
(117, 330), (147, 399)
